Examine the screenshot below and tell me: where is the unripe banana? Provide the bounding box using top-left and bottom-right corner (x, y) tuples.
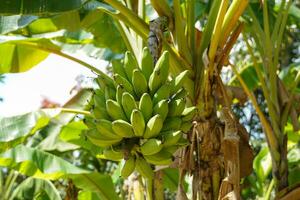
(164, 145), (180, 154)
(162, 117), (182, 131)
(122, 92), (138, 120)
(183, 76), (194, 97)
(180, 121), (193, 133)
(93, 91), (106, 108)
(116, 84), (126, 104)
(131, 109), (145, 137)
(112, 120), (135, 138)
(177, 137), (189, 146)
(152, 83), (171, 105)
(153, 100), (169, 121)
(143, 114), (163, 138)
(102, 147), (123, 161)
(161, 130), (182, 147)
(148, 51), (169, 94)
(86, 129), (121, 147)
(168, 98), (186, 117)
(106, 99), (127, 121)
(139, 93), (153, 122)
(132, 69), (148, 97)
(113, 74), (135, 96)
(95, 75), (115, 90)
(182, 106), (197, 121)
(140, 138), (163, 155)
(121, 156), (136, 178)
(170, 70), (190, 95)
(135, 156), (154, 179)
(124, 51), (138, 81)
(112, 60), (127, 79)
(172, 88), (187, 100)
(92, 107), (111, 120)
(95, 119), (121, 139)
(105, 86), (116, 101)
(83, 118), (96, 129)
(141, 47), (154, 81)
(144, 149), (174, 166)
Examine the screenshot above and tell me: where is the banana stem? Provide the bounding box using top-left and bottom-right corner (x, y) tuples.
(59, 108), (92, 117)
(146, 178), (153, 200)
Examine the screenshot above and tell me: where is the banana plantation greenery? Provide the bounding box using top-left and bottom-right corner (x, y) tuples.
(0, 0), (299, 200)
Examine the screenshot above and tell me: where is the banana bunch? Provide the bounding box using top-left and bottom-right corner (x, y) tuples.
(84, 47), (196, 179)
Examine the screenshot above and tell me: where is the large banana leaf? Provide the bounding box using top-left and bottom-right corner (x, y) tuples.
(0, 145), (89, 179)
(0, 15), (37, 34)
(34, 89), (93, 152)
(0, 38), (60, 73)
(0, 0), (82, 15)
(0, 145), (119, 200)
(10, 177), (62, 200)
(78, 191), (102, 200)
(0, 109), (60, 153)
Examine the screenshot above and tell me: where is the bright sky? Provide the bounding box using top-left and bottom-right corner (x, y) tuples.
(0, 54), (105, 117)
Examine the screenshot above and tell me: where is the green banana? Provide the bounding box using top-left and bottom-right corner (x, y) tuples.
(93, 91), (106, 108)
(143, 114), (163, 138)
(135, 156), (154, 179)
(148, 51), (169, 94)
(105, 86), (116, 101)
(83, 118), (96, 129)
(168, 98), (186, 117)
(170, 70), (190, 95)
(161, 130), (183, 147)
(116, 84), (126, 104)
(121, 156), (136, 178)
(180, 121), (193, 133)
(112, 120), (135, 138)
(95, 119), (121, 139)
(122, 92), (138, 120)
(153, 100), (169, 121)
(162, 117), (182, 131)
(113, 74), (135, 96)
(144, 149), (174, 166)
(132, 69), (148, 97)
(177, 137), (189, 146)
(112, 59), (127, 78)
(130, 109), (145, 137)
(141, 47), (154, 81)
(139, 93), (153, 122)
(124, 51), (138, 81)
(96, 75), (115, 89)
(106, 99), (127, 121)
(164, 145), (179, 154)
(152, 83), (171, 105)
(172, 88), (187, 100)
(92, 107), (110, 120)
(102, 147), (123, 161)
(86, 129), (121, 147)
(182, 106), (197, 121)
(140, 138), (163, 155)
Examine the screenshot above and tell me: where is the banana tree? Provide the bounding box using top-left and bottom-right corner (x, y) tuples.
(0, 0), (299, 199)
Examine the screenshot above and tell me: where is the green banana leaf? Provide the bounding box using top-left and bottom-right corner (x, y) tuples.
(0, 15), (37, 34)
(229, 64), (261, 90)
(81, 5), (125, 53)
(10, 177), (62, 200)
(0, 145), (89, 179)
(0, 0), (82, 15)
(72, 172), (120, 200)
(0, 38), (60, 73)
(78, 191), (102, 200)
(0, 109), (60, 153)
(253, 147), (272, 184)
(33, 89), (93, 152)
(0, 145), (119, 200)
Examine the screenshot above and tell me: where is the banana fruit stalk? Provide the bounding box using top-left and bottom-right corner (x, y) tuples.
(84, 47), (196, 179)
